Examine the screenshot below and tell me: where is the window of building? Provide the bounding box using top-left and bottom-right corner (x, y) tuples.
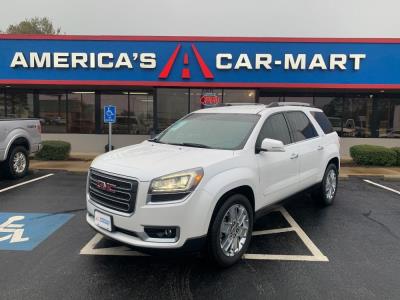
(67, 92), (95, 134)
(284, 96), (314, 105)
(157, 88), (189, 132)
(5, 90), (34, 118)
(223, 89), (256, 104)
(285, 111), (318, 142)
(190, 88), (223, 112)
(258, 96), (283, 105)
(389, 98), (400, 138)
(100, 93), (130, 134)
(100, 91), (154, 135)
(256, 113), (291, 147)
(129, 92), (154, 135)
(314, 96), (344, 136)
(39, 91), (67, 133)
(374, 96), (400, 138)
(0, 90), (5, 118)
(343, 95), (373, 138)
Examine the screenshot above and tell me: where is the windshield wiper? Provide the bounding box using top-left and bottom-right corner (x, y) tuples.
(174, 142), (211, 149)
(148, 138), (164, 144)
(150, 140), (210, 148)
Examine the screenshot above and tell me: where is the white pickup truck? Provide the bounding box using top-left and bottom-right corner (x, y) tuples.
(0, 119), (42, 179)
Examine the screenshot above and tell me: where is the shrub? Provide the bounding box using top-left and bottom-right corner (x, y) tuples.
(35, 140), (71, 161)
(350, 145), (397, 166)
(392, 147), (400, 166)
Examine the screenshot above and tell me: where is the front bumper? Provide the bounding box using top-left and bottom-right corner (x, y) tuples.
(86, 214), (206, 252)
(86, 181), (214, 250)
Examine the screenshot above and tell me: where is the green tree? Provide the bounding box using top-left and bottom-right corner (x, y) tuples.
(5, 17), (61, 34)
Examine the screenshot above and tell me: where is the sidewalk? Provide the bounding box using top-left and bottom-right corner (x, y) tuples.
(340, 166), (400, 180)
(30, 160), (92, 173)
(30, 158), (400, 180)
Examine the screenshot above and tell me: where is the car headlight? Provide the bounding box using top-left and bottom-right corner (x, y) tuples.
(149, 168), (204, 195)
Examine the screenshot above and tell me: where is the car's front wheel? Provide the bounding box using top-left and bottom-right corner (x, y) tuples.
(208, 194), (253, 267)
(5, 146), (29, 179)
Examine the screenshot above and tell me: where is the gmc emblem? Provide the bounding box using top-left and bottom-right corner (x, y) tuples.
(96, 180), (116, 193)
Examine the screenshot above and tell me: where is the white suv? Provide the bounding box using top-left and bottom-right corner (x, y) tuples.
(86, 103), (340, 267)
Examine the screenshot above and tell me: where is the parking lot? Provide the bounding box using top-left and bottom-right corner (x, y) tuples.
(0, 171), (399, 300)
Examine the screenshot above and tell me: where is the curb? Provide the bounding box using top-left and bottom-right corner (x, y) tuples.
(30, 167), (88, 174)
(383, 175), (400, 181)
(339, 174), (400, 181)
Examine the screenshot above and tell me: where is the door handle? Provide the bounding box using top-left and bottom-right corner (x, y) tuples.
(290, 153), (299, 159)
(317, 145), (324, 151)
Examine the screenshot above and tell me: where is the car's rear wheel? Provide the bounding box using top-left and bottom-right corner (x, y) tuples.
(208, 194), (253, 267)
(5, 146), (29, 179)
(313, 163), (338, 206)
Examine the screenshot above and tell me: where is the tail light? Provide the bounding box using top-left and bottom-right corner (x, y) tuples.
(37, 122), (42, 134)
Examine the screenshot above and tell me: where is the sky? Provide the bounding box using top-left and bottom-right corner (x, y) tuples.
(0, 0), (400, 37)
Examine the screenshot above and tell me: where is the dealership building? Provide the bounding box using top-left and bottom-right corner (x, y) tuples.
(0, 34), (399, 154)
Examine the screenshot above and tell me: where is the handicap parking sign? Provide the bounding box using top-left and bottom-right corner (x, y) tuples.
(104, 105), (116, 123)
(0, 212), (73, 251)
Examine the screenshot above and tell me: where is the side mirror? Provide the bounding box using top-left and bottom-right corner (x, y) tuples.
(257, 138), (285, 153)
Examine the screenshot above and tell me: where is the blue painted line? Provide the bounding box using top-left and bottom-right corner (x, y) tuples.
(0, 212), (73, 251)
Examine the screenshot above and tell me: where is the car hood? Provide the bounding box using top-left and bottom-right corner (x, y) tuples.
(91, 141), (234, 181)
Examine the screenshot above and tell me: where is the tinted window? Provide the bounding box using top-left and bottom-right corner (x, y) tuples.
(285, 111), (318, 142)
(223, 89), (256, 103)
(6, 91), (35, 119)
(314, 96), (343, 136)
(101, 93), (129, 134)
(39, 91), (67, 133)
(157, 88), (189, 132)
(256, 113), (291, 147)
(0, 91), (5, 118)
(311, 111), (334, 134)
(68, 92), (95, 134)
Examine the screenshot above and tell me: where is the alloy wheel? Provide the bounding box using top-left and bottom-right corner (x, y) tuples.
(325, 169), (337, 200)
(13, 152), (27, 174)
(219, 204), (249, 257)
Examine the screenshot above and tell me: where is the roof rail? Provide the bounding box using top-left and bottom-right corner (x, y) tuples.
(266, 102), (312, 108)
(222, 103), (264, 106)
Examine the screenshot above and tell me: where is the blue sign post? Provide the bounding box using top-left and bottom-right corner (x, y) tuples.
(104, 105), (116, 152)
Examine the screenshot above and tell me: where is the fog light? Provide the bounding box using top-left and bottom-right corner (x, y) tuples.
(144, 227), (177, 239)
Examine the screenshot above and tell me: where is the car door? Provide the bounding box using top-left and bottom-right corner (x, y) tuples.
(284, 111), (324, 190)
(255, 113), (300, 206)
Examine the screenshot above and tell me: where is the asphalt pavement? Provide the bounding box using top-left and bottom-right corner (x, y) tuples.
(0, 171), (399, 300)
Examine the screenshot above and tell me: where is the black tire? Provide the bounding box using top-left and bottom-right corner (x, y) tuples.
(312, 163), (338, 206)
(207, 194), (253, 268)
(5, 146), (29, 179)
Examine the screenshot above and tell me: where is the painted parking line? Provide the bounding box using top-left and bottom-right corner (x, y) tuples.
(243, 207), (328, 262)
(0, 173), (54, 193)
(364, 179), (400, 196)
(80, 233), (146, 256)
(81, 207), (328, 262)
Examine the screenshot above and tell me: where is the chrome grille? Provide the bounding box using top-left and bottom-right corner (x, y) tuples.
(89, 169), (138, 213)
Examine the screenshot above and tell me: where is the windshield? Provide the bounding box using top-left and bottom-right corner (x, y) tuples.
(153, 113), (260, 150)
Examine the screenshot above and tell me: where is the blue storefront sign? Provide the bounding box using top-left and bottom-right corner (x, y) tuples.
(1, 35), (400, 88)
(0, 212), (73, 251)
